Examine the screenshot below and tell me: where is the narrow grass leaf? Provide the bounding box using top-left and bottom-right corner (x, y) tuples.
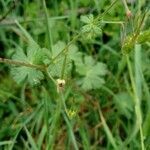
(24, 126), (38, 150)
(98, 105), (118, 150)
(0, 141), (13, 146)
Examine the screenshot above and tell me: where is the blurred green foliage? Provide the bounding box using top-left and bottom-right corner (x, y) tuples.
(0, 0), (149, 149)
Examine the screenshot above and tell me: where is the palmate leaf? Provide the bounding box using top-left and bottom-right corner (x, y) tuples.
(48, 41), (82, 78)
(49, 58), (72, 78)
(48, 41), (71, 77)
(11, 48), (44, 85)
(15, 21), (47, 64)
(80, 14), (102, 40)
(76, 56), (107, 91)
(11, 66), (44, 85)
(10, 22), (48, 85)
(11, 46), (45, 85)
(114, 92), (133, 119)
(27, 42), (47, 65)
(80, 14), (94, 24)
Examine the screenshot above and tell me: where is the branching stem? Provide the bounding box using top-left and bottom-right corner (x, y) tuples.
(50, 34), (80, 64)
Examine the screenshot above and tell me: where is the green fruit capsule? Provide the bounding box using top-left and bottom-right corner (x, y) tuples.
(137, 29), (150, 44)
(122, 35), (134, 55)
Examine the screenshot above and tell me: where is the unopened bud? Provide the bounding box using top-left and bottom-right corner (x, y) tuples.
(56, 79), (66, 93)
(126, 10), (132, 18)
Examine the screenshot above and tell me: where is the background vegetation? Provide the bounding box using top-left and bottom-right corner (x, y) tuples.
(0, 0), (150, 149)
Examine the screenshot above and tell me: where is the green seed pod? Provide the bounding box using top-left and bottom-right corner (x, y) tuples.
(122, 42), (134, 55)
(137, 29), (150, 44)
(122, 35), (134, 55)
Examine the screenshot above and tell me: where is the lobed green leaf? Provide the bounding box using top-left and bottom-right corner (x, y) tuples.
(76, 56), (107, 91)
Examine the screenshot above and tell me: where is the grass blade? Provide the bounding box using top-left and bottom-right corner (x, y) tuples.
(42, 0), (53, 52)
(63, 112), (79, 150)
(98, 104), (118, 149)
(24, 126), (38, 150)
(0, 141), (13, 146)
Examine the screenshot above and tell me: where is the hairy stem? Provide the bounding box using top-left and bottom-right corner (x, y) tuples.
(101, 0), (118, 17)
(50, 34), (80, 64)
(121, 0), (130, 14)
(0, 57), (46, 71)
(95, 0), (118, 21)
(61, 53), (67, 79)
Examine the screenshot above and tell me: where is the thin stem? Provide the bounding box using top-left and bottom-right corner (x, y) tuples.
(95, 0), (118, 21)
(98, 103), (118, 150)
(101, 20), (125, 42)
(43, 87), (50, 146)
(61, 53), (67, 79)
(60, 92), (68, 115)
(0, 0), (17, 22)
(101, 20), (124, 24)
(121, 0), (130, 14)
(126, 56), (137, 100)
(59, 91), (78, 150)
(63, 112), (78, 150)
(0, 58), (57, 97)
(101, 0), (118, 17)
(46, 68), (56, 85)
(47, 94), (62, 150)
(140, 126), (145, 150)
(0, 57), (46, 71)
(50, 34), (80, 64)
(135, 11), (147, 36)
